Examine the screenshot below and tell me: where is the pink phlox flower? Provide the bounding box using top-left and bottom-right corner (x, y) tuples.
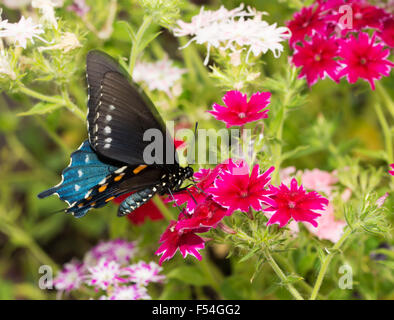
(207, 159), (275, 215)
(304, 202), (346, 243)
(301, 168), (338, 195)
(286, 4), (327, 48)
(389, 164), (394, 176)
(53, 259), (85, 292)
(176, 197), (228, 231)
(292, 34), (341, 86)
(155, 215), (208, 265)
(125, 261), (165, 286)
(264, 178), (329, 228)
(85, 259), (128, 290)
(208, 90), (270, 128)
(337, 32), (394, 90)
(85, 239), (137, 266)
(108, 285), (151, 300)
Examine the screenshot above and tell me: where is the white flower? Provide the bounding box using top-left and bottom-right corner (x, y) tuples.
(0, 16), (45, 48)
(85, 259), (127, 290)
(38, 32), (81, 53)
(173, 4), (290, 64)
(125, 261), (165, 286)
(1, 0), (30, 9)
(109, 285), (151, 300)
(32, 0), (64, 28)
(0, 50), (16, 80)
(132, 56), (186, 97)
(53, 259), (85, 292)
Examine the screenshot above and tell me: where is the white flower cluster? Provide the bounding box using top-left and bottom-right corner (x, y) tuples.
(173, 4), (291, 65)
(0, 16), (45, 48)
(132, 56), (186, 97)
(0, 50), (16, 79)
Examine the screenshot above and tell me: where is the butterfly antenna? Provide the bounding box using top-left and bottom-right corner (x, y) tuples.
(186, 189), (198, 205)
(167, 188), (183, 213)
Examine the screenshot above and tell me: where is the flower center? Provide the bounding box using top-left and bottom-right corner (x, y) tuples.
(354, 13), (362, 20)
(288, 201), (296, 209)
(359, 58), (367, 65)
(240, 191), (248, 198)
(314, 54), (321, 61)
(238, 112), (246, 118)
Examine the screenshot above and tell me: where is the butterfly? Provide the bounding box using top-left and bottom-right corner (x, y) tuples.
(38, 50), (194, 218)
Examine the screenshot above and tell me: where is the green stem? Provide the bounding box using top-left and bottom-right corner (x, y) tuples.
(375, 81), (394, 119)
(18, 86), (64, 104)
(152, 195), (174, 221)
(374, 103), (393, 163)
(272, 90), (292, 184)
(62, 89), (86, 121)
(264, 248), (304, 300)
(273, 253), (325, 299)
(310, 227), (353, 300)
(128, 15), (153, 76)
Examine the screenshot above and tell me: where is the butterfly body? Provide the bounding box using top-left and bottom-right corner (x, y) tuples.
(38, 50), (193, 217)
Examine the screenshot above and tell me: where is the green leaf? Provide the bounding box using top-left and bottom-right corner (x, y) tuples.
(17, 102), (63, 116)
(167, 266), (209, 286)
(116, 21), (136, 43)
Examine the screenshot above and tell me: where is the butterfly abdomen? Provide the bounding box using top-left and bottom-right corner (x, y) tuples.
(118, 186), (159, 216)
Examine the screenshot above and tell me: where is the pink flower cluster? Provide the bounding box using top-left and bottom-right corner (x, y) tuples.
(53, 239), (165, 300)
(159, 160), (329, 264)
(287, 0), (393, 89)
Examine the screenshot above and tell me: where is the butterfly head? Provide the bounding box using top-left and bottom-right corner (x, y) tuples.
(182, 166), (194, 180)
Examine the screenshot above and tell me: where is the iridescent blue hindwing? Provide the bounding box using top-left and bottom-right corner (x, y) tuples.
(38, 140), (118, 215)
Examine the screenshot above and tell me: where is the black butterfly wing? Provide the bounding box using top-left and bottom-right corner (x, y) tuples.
(86, 50), (176, 167)
(66, 164), (164, 217)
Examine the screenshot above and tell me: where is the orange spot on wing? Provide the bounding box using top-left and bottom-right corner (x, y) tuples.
(98, 184), (107, 192)
(114, 174), (124, 181)
(133, 165), (147, 175)
(105, 196), (115, 202)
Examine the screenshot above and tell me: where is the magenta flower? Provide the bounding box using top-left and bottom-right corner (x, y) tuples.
(167, 167), (222, 213)
(208, 91), (270, 128)
(292, 34), (341, 86)
(125, 261), (165, 286)
(286, 4), (326, 48)
(389, 164), (394, 176)
(207, 160), (274, 215)
(53, 259), (85, 292)
(378, 17), (394, 48)
(337, 32), (394, 90)
(338, 1), (388, 33)
(176, 197), (228, 231)
(264, 178), (329, 228)
(155, 218), (207, 265)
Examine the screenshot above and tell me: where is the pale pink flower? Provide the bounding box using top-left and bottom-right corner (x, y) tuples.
(53, 259), (85, 292)
(0, 16), (45, 48)
(86, 239), (137, 266)
(85, 259), (127, 290)
(125, 261), (165, 286)
(132, 56), (186, 97)
(304, 202), (346, 243)
(301, 168), (338, 195)
(109, 285), (151, 300)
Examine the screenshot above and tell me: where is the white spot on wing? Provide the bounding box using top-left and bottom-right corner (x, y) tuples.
(75, 185), (81, 191)
(104, 126), (111, 134)
(78, 170), (83, 177)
